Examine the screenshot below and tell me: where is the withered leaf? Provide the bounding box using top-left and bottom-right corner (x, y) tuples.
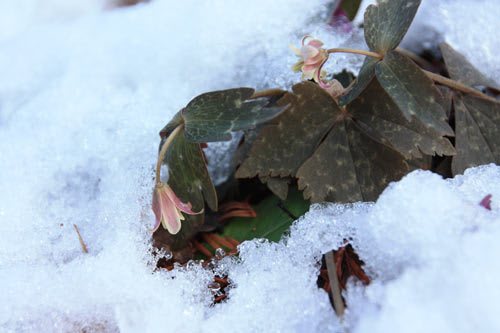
(236, 82), (336, 179)
(182, 88), (286, 142)
(349, 78), (456, 159)
(296, 116), (408, 203)
(160, 129), (217, 250)
(440, 43), (499, 89)
(376, 51), (454, 136)
(333, 244), (370, 290)
(364, 0), (421, 55)
(452, 94), (500, 175)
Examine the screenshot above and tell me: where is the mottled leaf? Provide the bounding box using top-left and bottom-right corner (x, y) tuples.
(259, 175), (290, 200)
(297, 117), (408, 203)
(376, 51), (454, 135)
(236, 82), (337, 179)
(349, 78), (455, 159)
(440, 43), (499, 89)
(160, 129), (217, 249)
(182, 88), (286, 142)
(452, 94), (500, 175)
(364, 0), (421, 54)
(339, 56), (379, 106)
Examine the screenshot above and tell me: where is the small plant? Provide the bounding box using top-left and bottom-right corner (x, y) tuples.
(149, 0), (500, 311)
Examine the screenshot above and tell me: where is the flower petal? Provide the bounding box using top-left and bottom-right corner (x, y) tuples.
(291, 60), (304, 72)
(159, 189), (182, 234)
(289, 44), (302, 57)
(308, 39), (324, 48)
(165, 185), (203, 215)
(149, 188), (162, 233)
(301, 45), (319, 61)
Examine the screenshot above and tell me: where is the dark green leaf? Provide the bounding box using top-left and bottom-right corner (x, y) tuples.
(222, 187), (309, 243)
(236, 82), (337, 179)
(161, 129), (217, 249)
(296, 118), (408, 203)
(182, 88), (286, 142)
(364, 0), (420, 54)
(348, 78), (456, 159)
(452, 94), (500, 175)
(440, 43), (499, 89)
(159, 110), (183, 140)
(340, 0), (363, 21)
(376, 51), (454, 135)
(339, 56), (379, 106)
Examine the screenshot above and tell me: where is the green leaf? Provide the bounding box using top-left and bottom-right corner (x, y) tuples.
(340, 0), (363, 21)
(364, 0), (421, 54)
(376, 51), (454, 136)
(182, 88), (287, 142)
(160, 129), (217, 250)
(222, 187), (309, 243)
(348, 78), (456, 159)
(452, 94), (500, 175)
(296, 117), (408, 203)
(440, 43), (499, 89)
(339, 56), (379, 106)
(236, 82), (337, 179)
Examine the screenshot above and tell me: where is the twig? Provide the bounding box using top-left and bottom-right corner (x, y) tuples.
(73, 224), (88, 254)
(325, 251), (344, 320)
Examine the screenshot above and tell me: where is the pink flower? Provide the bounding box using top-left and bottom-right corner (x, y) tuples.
(150, 182), (203, 234)
(290, 36), (329, 82)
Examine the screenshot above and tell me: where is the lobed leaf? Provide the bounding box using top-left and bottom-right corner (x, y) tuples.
(452, 94), (500, 175)
(236, 82), (337, 179)
(182, 88), (286, 142)
(364, 0), (421, 54)
(440, 43), (499, 89)
(296, 117), (408, 203)
(339, 56), (379, 106)
(376, 51), (454, 135)
(349, 78), (456, 159)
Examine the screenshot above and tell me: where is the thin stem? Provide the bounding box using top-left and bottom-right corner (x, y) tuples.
(249, 88), (287, 100)
(424, 70), (500, 104)
(327, 48), (382, 59)
(325, 251), (345, 320)
(155, 123), (184, 185)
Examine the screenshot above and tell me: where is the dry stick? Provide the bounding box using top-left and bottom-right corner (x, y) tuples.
(155, 123), (184, 185)
(325, 251), (345, 320)
(73, 224), (88, 254)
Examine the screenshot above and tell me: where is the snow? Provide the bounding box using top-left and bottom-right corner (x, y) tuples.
(1, 0), (500, 332)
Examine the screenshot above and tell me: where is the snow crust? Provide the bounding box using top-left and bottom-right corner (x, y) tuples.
(1, 0), (500, 332)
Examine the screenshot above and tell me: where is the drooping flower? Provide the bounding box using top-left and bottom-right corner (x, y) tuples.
(290, 36), (329, 82)
(150, 182), (203, 234)
(290, 36), (345, 98)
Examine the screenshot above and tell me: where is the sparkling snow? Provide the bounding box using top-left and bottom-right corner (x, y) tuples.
(1, 0), (500, 332)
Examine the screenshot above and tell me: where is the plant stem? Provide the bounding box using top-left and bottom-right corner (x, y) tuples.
(249, 88), (287, 100)
(327, 48), (382, 59)
(325, 251), (345, 320)
(327, 47), (499, 103)
(155, 123), (184, 185)
(423, 70), (499, 103)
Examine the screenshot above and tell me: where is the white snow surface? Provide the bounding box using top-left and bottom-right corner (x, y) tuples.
(1, 0), (500, 332)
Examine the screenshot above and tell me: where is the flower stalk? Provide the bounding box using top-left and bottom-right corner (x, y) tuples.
(156, 123), (184, 185)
